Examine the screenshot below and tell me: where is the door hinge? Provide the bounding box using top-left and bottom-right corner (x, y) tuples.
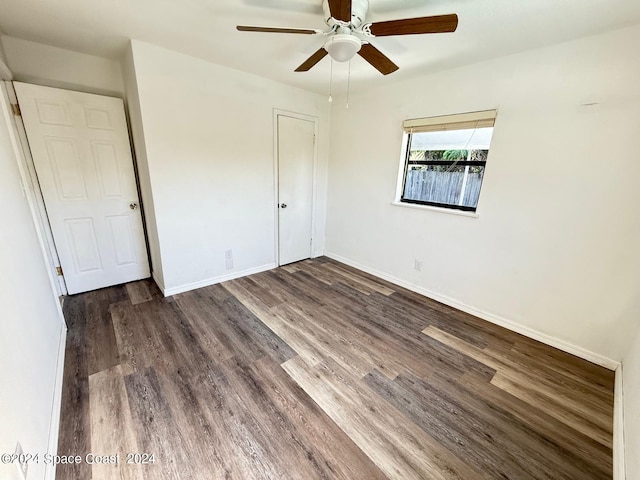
(56, 266), (63, 276)
(11, 104), (21, 116)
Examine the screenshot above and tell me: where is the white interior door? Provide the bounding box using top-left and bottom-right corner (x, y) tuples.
(14, 82), (149, 294)
(277, 114), (315, 266)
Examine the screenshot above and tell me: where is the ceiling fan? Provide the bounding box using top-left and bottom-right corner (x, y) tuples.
(236, 0), (458, 75)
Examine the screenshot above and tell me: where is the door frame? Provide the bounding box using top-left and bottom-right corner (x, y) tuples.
(272, 109), (319, 267)
(4, 81), (68, 295)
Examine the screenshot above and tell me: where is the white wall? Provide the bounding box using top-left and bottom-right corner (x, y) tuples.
(129, 40), (329, 294)
(0, 59), (10, 82)
(325, 24), (640, 364)
(0, 41), (11, 81)
(1, 36), (124, 97)
(623, 325), (640, 479)
(0, 85), (66, 479)
(0, 39), (8, 66)
(121, 44), (165, 288)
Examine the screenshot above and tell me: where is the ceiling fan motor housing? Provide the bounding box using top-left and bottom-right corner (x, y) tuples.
(323, 0), (369, 29)
(324, 34), (362, 61)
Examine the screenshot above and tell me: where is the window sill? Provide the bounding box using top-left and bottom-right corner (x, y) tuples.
(390, 201), (479, 218)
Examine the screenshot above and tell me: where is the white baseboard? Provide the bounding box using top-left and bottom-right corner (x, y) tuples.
(325, 252), (620, 371)
(614, 365), (626, 480)
(162, 263), (277, 296)
(45, 322), (67, 480)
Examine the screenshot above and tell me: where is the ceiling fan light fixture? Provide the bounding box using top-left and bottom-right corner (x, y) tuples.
(324, 34), (361, 62)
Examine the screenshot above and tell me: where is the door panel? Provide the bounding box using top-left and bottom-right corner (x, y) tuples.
(46, 137), (87, 199)
(36, 100), (72, 125)
(84, 106), (114, 129)
(93, 142), (123, 197)
(64, 218), (102, 272)
(277, 114), (315, 266)
(15, 82), (149, 294)
(106, 215), (137, 266)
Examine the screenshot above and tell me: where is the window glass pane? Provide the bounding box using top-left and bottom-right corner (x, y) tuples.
(401, 125), (493, 211)
(404, 164), (485, 208)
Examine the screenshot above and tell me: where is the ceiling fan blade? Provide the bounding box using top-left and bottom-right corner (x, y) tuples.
(368, 14), (458, 36)
(237, 25), (318, 34)
(358, 44), (398, 75)
(328, 0), (352, 23)
(295, 48), (329, 72)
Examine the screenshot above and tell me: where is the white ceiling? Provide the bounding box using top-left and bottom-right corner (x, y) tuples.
(1, 0), (639, 94)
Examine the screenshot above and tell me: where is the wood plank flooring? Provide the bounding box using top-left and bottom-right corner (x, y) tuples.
(57, 257), (614, 480)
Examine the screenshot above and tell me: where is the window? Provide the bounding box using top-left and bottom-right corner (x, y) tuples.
(399, 110), (496, 212)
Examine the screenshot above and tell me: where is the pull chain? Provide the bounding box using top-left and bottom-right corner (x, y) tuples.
(346, 60), (351, 109)
(328, 58), (333, 103)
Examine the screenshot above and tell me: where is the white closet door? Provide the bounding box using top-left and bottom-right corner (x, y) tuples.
(277, 114), (315, 266)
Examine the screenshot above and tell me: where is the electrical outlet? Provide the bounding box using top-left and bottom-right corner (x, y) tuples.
(224, 249), (233, 260)
(414, 259), (423, 272)
(15, 442), (27, 480)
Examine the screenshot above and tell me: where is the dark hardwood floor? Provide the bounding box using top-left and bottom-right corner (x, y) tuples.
(57, 257), (614, 480)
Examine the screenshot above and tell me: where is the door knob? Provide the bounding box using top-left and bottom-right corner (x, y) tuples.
(280, 203), (287, 209)
(130, 202), (138, 210)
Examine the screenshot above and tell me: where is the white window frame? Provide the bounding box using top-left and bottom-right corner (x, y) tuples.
(393, 109), (497, 216)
